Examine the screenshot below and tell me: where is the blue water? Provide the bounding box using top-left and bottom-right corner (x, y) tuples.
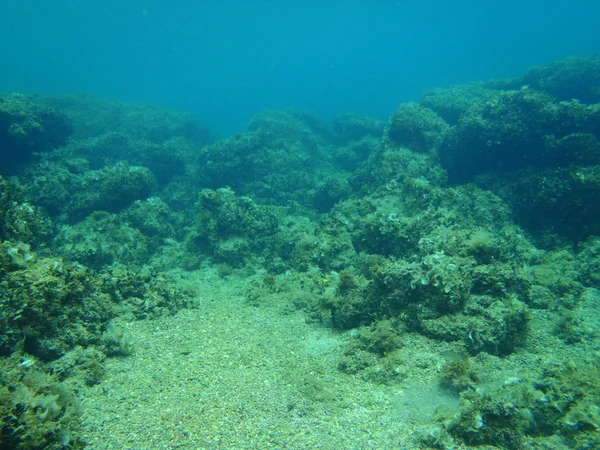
(2, 0), (599, 136)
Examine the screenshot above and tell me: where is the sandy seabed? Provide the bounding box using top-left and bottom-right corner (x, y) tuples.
(78, 268), (454, 450)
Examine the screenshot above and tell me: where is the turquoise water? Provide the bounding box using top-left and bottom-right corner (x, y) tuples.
(1, 1), (599, 136)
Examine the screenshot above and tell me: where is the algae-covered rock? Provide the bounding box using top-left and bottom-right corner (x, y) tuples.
(123, 197), (179, 242)
(429, 357), (600, 449)
(479, 159), (600, 244)
(35, 92), (211, 144)
(67, 132), (192, 186)
(432, 82), (600, 242)
(0, 176), (53, 246)
(439, 87), (559, 183)
(4, 54), (600, 448)
(521, 54), (600, 104)
(19, 159), (84, 218)
(331, 113), (384, 144)
(385, 102), (450, 153)
(0, 357), (84, 448)
(0, 93), (73, 175)
(197, 110), (338, 208)
(54, 211), (150, 269)
(66, 163), (157, 222)
(0, 253), (114, 359)
(420, 83), (496, 125)
(462, 296), (529, 356)
(313, 175), (351, 212)
(186, 187), (280, 267)
(324, 180), (534, 357)
(331, 135), (379, 172)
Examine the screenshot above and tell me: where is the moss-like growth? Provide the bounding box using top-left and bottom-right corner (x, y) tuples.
(0, 176), (53, 247)
(385, 103), (450, 153)
(439, 358), (479, 393)
(464, 229), (499, 264)
(428, 356), (600, 449)
(0, 356), (84, 449)
(66, 163), (157, 222)
(331, 113), (384, 144)
(102, 322), (135, 356)
(353, 319), (401, 357)
(521, 54), (600, 104)
(186, 188), (280, 267)
(463, 296), (529, 356)
(420, 83), (495, 125)
(337, 320), (405, 384)
(439, 87), (559, 183)
(0, 93), (73, 175)
(54, 211), (150, 270)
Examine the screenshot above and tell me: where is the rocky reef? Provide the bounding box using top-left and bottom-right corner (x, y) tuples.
(2, 55), (600, 448)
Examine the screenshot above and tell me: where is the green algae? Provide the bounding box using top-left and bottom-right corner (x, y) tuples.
(2, 54), (600, 448)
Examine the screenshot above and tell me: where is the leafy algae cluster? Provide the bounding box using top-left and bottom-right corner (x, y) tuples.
(1, 55), (600, 448)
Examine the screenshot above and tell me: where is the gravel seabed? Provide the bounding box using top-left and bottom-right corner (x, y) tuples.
(79, 269), (454, 449)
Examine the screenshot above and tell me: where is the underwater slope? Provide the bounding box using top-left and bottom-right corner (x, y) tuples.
(1, 55), (600, 448)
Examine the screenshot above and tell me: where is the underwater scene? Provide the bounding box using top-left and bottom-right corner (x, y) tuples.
(3, 3), (600, 450)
